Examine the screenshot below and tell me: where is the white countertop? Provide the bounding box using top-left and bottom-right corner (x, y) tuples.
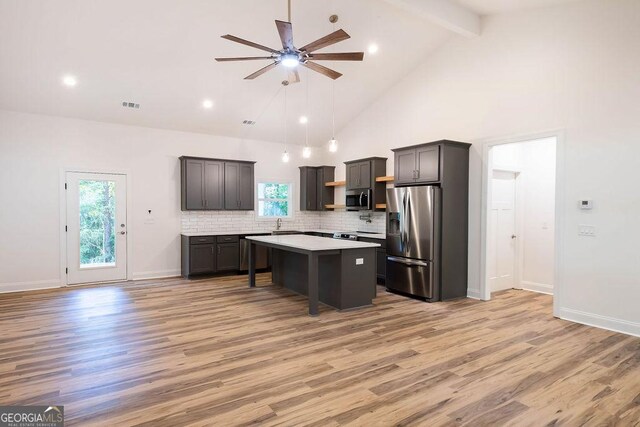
(182, 229), (386, 240)
(247, 234), (380, 251)
(182, 230), (272, 237)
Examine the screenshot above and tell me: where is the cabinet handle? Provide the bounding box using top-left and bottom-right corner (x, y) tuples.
(416, 169), (420, 179)
(218, 247), (221, 255)
(211, 247), (214, 254)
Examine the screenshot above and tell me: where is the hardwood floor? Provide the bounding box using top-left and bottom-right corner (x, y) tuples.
(0, 274), (638, 426)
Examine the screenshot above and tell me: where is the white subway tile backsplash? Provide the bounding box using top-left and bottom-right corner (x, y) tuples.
(180, 209), (386, 234)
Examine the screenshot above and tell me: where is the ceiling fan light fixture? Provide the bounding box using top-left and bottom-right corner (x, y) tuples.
(280, 53), (299, 68)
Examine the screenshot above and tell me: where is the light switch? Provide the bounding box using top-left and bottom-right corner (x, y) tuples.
(355, 258), (364, 265)
(578, 225), (595, 236)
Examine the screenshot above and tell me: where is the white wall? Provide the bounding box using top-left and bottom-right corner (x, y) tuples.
(319, 0), (640, 336)
(0, 109), (317, 290)
(492, 139), (556, 294)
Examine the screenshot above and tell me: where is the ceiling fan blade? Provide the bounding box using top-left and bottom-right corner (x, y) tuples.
(221, 34), (279, 54)
(244, 62), (278, 80)
(308, 52), (364, 61)
(302, 61), (342, 80)
(215, 56), (275, 62)
(288, 69), (300, 84)
(275, 20), (294, 51)
(299, 29), (350, 53)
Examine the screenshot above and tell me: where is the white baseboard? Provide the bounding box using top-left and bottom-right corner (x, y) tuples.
(467, 288), (482, 299)
(0, 279), (61, 294)
(521, 280), (554, 295)
(132, 269), (181, 281)
(559, 307), (640, 338)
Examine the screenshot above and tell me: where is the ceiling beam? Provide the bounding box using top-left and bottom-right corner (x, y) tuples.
(383, 0), (481, 37)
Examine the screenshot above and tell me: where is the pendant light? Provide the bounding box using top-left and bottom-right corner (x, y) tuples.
(328, 80), (338, 153)
(302, 70), (311, 158)
(282, 83), (290, 163)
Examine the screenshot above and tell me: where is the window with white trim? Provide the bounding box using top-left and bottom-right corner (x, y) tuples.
(256, 182), (293, 218)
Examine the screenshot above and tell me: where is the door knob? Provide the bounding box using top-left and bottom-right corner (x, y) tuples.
(120, 231), (126, 235)
(511, 235), (516, 239)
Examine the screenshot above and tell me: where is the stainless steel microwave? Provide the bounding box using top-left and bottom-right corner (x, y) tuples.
(346, 189), (372, 211)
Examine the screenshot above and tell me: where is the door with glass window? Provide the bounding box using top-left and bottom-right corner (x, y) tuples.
(66, 172), (127, 284)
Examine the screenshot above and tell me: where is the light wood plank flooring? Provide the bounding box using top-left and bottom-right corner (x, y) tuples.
(0, 274), (638, 426)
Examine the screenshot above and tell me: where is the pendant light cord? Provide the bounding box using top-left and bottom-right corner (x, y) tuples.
(283, 85), (288, 150)
(288, 0), (291, 22)
(331, 81), (335, 139)
(305, 69), (309, 147)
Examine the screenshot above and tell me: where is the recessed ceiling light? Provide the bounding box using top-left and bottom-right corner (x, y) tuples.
(62, 75), (77, 87)
(202, 99), (214, 109)
(299, 116), (308, 124)
(368, 44), (379, 54)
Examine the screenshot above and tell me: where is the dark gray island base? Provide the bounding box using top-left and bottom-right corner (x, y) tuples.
(247, 235), (380, 316)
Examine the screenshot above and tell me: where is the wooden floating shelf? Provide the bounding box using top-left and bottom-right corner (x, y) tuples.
(376, 176), (394, 183)
(325, 181), (346, 187)
(375, 204), (387, 210)
(325, 204), (346, 209)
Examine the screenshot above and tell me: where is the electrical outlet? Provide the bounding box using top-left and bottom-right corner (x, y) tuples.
(355, 258), (364, 265)
(578, 225), (596, 236)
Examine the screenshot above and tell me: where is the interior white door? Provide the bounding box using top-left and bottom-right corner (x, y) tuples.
(488, 170), (517, 292)
(66, 172), (127, 285)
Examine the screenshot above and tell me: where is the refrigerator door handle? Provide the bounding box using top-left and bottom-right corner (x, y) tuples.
(400, 190), (407, 251)
(387, 256), (429, 267)
(405, 190), (412, 255)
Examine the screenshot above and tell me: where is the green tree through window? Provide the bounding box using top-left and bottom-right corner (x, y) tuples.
(79, 180), (116, 266)
(257, 183), (291, 218)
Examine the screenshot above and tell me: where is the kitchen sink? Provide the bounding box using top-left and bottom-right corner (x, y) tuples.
(271, 230), (303, 235)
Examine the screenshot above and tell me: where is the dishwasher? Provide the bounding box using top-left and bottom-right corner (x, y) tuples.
(240, 237), (269, 270)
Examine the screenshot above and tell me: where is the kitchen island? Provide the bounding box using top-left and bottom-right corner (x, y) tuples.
(247, 235), (380, 315)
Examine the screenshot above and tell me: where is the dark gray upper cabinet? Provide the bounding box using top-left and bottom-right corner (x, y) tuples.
(224, 161), (255, 210)
(394, 149), (417, 185)
(224, 162), (239, 210)
(346, 160), (376, 190)
(183, 159), (205, 210)
(344, 157), (387, 210)
(181, 156), (254, 211)
(299, 167), (318, 211)
(416, 146), (440, 183)
(392, 144), (441, 185)
(238, 163), (254, 210)
(300, 166), (335, 211)
(204, 160), (224, 209)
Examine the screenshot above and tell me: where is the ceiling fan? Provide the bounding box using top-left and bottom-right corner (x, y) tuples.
(214, 1), (364, 83)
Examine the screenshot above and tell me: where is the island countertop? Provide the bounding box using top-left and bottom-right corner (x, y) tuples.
(246, 234), (380, 251)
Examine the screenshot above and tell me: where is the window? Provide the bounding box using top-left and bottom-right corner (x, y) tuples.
(257, 182), (292, 218)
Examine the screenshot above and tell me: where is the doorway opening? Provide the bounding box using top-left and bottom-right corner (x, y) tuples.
(65, 171), (128, 285)
(483, 136), (557, 301)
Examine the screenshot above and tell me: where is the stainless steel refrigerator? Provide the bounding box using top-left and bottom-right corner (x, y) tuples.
(386, 186), (441, 300)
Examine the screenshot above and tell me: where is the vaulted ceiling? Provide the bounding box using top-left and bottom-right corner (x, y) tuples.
(0, 0), (584, 146)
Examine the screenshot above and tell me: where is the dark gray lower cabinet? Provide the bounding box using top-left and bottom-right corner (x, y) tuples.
(360, 237), (386, 283)
(216, 242), (240, 271)
(190, 244), (216, 275)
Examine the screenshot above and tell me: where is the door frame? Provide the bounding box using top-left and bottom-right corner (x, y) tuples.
(488, 168), (523, 293)
(479, 130), (565, 318)
(59, 167), (133, 286)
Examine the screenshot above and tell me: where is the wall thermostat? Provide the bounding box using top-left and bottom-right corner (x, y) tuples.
(579, 200), (593, 210)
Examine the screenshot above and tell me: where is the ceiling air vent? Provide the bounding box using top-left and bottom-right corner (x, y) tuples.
(242, 120), (256, 125)
(122, 101), (140, 109)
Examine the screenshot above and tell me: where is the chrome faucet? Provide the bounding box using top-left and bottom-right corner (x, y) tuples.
(276, 218), (282, 230)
